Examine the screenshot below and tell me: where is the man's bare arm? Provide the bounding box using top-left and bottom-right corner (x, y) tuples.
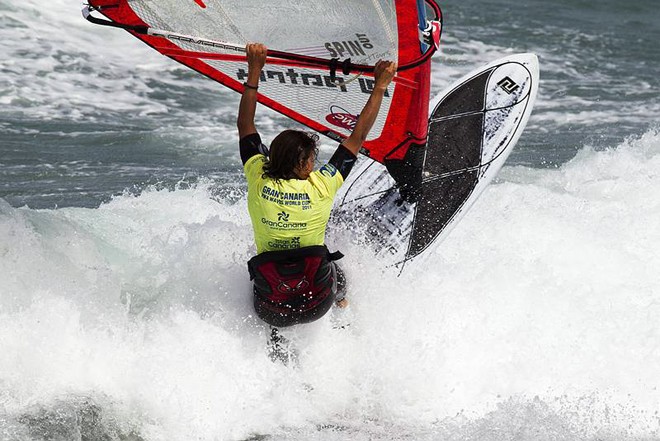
(237, 43), (267, 139)
(342, 60), (397, 156)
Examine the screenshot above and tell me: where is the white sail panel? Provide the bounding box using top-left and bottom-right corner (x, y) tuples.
(207, 60), (394, 140)
(127, 0), (399, 65)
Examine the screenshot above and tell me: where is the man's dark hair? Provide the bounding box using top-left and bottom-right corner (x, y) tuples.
(263, 130), (319, 180)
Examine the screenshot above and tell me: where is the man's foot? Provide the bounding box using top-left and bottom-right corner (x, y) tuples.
(335, 264), (348, 308)
(267, 327), (298, 366)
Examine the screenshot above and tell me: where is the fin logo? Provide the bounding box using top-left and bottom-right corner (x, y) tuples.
(497, 76), (520, 94)
(326, 106), (358, 131)
(277, 211), (289, 222)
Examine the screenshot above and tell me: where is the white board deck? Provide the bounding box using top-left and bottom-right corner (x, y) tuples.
(331, 53), (540, 272)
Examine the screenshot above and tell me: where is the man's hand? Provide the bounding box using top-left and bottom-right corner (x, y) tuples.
(342, 59), (397, 156)
(373, 60), (397, 91)
(246, 43), (267, 86)
(238, 43), (267, 138)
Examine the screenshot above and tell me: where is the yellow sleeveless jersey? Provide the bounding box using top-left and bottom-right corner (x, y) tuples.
(244, 154), (344, 254)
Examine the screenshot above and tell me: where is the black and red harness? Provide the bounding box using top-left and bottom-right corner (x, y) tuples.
(248, 246), (343, 327)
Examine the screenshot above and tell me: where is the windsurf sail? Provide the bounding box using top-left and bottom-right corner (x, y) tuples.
(83, 0), (441, 168)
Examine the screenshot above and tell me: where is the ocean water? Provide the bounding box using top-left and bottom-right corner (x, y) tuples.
(1, 0), (660, 440)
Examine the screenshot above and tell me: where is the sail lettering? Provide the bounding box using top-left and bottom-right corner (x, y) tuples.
(236, 68), (350, 93)
(325, 34), (374, 58)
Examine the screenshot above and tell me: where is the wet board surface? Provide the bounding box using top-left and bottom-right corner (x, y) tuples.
(331, 53), (540, 272)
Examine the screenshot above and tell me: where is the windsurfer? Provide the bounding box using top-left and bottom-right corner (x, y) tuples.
(238, 43), (396, 327)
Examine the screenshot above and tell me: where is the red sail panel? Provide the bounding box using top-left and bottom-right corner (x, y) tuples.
(366, 1), (435, 163)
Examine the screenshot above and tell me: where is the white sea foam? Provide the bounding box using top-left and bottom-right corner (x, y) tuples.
(1, 130), (660, 439)
(0, 0), (213, 121)
(2, 0), (660, 438)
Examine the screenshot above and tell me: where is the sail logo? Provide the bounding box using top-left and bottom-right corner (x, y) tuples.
(326, 106), (358, 131)
(497, 76), (520, 94)
(153, 31), (244, 52)
(236, 68), (348, 93)
(325, 34), (374, 58)
(236, 69), (388, 96)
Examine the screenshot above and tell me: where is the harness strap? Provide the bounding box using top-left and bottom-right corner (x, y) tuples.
(328, 250), (344, 261)
(247, 245), (343, 280)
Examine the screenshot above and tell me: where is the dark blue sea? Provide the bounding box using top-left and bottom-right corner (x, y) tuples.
(1, 0), (659, 439)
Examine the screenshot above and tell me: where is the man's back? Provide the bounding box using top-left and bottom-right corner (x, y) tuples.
(242, 133), (344, 253)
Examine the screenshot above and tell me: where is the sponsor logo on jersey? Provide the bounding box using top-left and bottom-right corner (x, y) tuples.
(267, 237), (301, 250)
(261, 217), (307, 230)
(319, 163), (338, 178)
(260, 186), (311, 207)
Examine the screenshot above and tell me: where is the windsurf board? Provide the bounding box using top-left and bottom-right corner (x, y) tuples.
(332, 53), (540, 272)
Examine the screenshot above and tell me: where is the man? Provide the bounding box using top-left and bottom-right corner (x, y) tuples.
(238, 43), (396, 328)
